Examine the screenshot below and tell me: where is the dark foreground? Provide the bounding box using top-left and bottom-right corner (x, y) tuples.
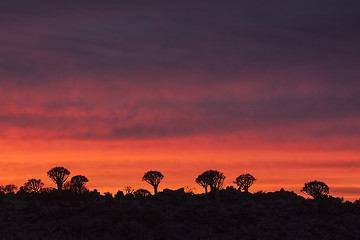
(1, 188), (359, 240)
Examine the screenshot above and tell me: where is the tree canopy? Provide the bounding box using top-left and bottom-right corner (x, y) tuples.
(142, 170), (164, 194)
(301, 180), (329, 199)
(196, 170), (225, 193)
(70, 175), (89, 194)
(47, 167), (71, 190)
(234, 173), (256, 192)
(0, 184), (17, 194)
(23, 179), (44, 193)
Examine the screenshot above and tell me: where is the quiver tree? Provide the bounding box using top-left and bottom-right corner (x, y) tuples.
(24, 179), (44, 193)
(142, 170), (164, 194)
(207, 170), (225, 192)
(196, 173), (210, 194)
(196, 170), (225, 193)
(301, 180), (329, 199)
(0, 184), (17, 194)
(234, 173), (256, 192)
(70, 175), (89, 194)
(47, 167), (70, 190)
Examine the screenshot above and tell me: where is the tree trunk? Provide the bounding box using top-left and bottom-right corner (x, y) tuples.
(57, 182), (62, 191)
(154, 185), (158, 194)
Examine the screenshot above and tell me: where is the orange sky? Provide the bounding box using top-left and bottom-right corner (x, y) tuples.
(1, 135), (359, 200)
(1, 1), (360, 201)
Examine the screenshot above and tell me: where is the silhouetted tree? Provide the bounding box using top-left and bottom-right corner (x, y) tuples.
(134, 188), (151, 198)
(0, 184), (17, 194)
(234, 173), (256, 192)
(301, 180), (329, 199)
(47, 167), (70, 190)
(196, 170), (225, 193)
(196, 174), (210, 193)
(23, 179), (44, 193)
(142, 170), (164, 194)
(70, 175), (89, 194)
(124, 186), (135, 194)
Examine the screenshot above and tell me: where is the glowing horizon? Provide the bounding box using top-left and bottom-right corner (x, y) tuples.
(1, 1), (359, 201)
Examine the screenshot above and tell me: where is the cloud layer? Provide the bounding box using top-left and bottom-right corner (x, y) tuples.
(1, 1), (360, 199)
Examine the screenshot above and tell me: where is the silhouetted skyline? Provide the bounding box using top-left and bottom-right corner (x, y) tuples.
(0, 1), (360, 200)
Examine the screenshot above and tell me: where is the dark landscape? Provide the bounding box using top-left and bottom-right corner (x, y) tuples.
(2, 187), (360, 240)
(1, 1), (360, 239)
(1, 168), (360, 240)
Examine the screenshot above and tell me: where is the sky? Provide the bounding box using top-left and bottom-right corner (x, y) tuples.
(1, 1), (360, 200)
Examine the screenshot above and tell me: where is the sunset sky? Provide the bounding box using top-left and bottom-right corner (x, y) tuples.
(1, 1), (360, 200)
